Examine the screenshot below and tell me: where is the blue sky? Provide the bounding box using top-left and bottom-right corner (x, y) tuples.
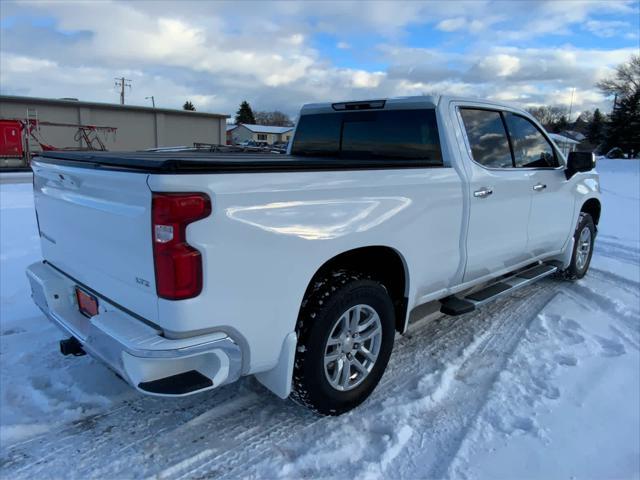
(1, 1), (638, 118)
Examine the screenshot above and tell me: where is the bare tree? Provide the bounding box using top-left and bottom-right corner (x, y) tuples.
(526, 106), (568, 129)
(597, 54), (640, 101)
(254, 110), (294, 127)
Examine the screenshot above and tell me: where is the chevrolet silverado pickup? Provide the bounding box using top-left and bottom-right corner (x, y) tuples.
(26, 96), (600, 415)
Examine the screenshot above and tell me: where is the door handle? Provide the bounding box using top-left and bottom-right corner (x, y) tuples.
(473, 188), (493, 198)
(533, 183), (547, 191)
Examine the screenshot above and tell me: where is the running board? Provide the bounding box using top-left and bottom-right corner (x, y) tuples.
(440, 263), (557, 316)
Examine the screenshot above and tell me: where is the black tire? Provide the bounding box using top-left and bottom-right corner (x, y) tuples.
(559, 212), (596, 280)
(290, 271), (395, 415)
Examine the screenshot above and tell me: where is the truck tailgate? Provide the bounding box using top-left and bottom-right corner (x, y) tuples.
(32, 159), (158, 322)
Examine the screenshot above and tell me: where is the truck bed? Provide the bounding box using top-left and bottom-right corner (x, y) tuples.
(35, 150), (429, 173)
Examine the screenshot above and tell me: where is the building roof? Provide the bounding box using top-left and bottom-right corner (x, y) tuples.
(549, 133), (580, 145)
(238, 124), (294, 134)
(560, 130), (586, 142)
(226, 124), (237, 131)
(0, 95), (229, 119)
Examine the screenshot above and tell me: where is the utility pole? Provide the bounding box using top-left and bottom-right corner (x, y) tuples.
(145, 96), (155, 108)
(114, 77), (132, 105)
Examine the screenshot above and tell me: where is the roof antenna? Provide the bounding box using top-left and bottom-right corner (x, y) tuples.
(567, 87), (575, 123)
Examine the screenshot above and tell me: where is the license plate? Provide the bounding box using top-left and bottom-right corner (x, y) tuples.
(75, 287), (98, 317)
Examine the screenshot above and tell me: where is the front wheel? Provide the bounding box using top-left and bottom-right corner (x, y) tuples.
(291, 271), (395, 415)
(559, 212), (596, 280)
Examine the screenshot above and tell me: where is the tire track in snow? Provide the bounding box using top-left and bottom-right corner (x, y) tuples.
(594, 238), (640, 265)
(1, 382), (261, 477)
(436, 294), (560, 476)
(590, 267), (640, 295)
(562, 282), (640, 349)
(389, 288), (560, 479)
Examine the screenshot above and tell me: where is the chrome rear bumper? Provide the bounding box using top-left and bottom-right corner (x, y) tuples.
(26, 261), (242, 397)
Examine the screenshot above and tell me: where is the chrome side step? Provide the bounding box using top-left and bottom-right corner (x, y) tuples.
(440, 263), (557, 316)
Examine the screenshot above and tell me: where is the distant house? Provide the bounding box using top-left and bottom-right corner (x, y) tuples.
(549, 133), (580, 156)
(226, 124), (236, 145)
(228, 124), (294, 145)
(560, 130), (586, 143)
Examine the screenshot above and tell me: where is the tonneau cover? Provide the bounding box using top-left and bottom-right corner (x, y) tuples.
(36, 150), (428, 173)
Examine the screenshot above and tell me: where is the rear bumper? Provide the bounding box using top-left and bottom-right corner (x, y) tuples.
(26, 261), (242, 397)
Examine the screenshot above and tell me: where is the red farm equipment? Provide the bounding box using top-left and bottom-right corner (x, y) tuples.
(0, 120), (25, 168)
(0, 113), (117, 170)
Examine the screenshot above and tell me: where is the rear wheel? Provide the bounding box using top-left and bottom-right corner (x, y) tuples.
(559, 212), (595, 280)
(291, 271), (395, 415)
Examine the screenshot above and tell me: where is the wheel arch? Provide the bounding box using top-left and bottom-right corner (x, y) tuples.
(581, 198), (601, 226)
(300, 245), (410, 334)
(256, 245), (409, 399)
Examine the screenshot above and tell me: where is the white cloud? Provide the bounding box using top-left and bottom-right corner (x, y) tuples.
(1, 54), (56, 73)
(437, 17), (467, 32)
(286, 33), (305, 45)
(436, 15), (497, 34)
(0, 0), (637, 118)
(585, 19), (631, 37)
(476, 54), (521, 77)
(351, 70), (385, 88)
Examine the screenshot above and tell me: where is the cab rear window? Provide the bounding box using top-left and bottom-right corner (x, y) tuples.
(291, 109), (443, 166)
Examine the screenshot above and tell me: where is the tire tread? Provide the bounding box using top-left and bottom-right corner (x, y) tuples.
(290, 270), (374, 415)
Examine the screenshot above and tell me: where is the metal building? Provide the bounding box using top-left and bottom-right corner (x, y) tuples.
(0, 95), (229, 158)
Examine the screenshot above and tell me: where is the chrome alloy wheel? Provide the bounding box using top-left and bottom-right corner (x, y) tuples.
(576, 225), (592, 271)
(323, 304), (382, 392)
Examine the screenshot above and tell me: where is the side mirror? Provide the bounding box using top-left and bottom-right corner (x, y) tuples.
(566, 151), (596, 179)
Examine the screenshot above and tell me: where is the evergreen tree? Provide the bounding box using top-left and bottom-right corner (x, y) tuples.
(183, 100), (196, 111)
(235, 101), (256, 124)
(598, 55), (640, 157)
(552, 115), (569, 133)
(586, 108), (605, 147)
(603, 91), (640, 156)
(574, 110), (593, 134)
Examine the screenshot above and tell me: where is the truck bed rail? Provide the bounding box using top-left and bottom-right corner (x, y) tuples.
(35, 151), (435, 174)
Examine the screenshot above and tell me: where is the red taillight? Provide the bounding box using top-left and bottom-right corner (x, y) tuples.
(152, 193), (211, 300)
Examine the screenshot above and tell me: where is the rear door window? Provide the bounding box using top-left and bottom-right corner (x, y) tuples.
(504, 113), (559, 168)
(291, 109), (442, 165)
(459, 108), (513, 168)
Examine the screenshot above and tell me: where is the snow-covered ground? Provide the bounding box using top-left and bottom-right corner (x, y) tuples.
(1, 160), (638, 479)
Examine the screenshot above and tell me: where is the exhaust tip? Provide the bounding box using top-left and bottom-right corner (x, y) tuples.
(59, 337), (86, 356)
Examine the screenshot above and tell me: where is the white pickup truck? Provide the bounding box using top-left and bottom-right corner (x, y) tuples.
(27, 96), (600, 415)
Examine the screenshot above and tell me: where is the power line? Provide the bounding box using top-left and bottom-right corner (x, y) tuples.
(114, 77), (132, 105)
